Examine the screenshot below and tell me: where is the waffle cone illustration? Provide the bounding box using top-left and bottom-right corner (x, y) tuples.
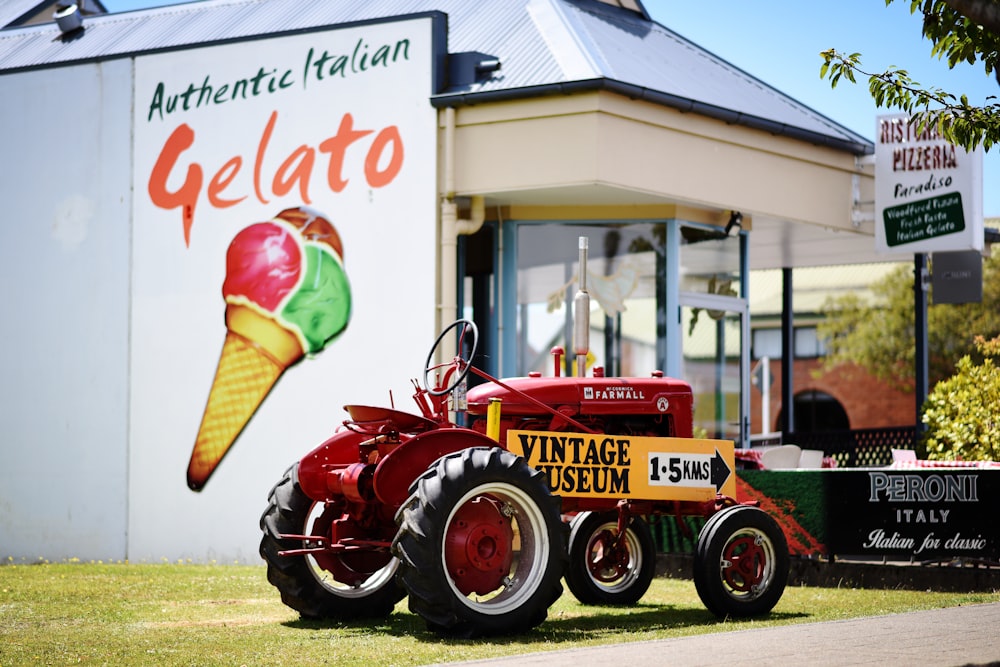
(188, 207), (350, 491)
(186, 305), (304, 490)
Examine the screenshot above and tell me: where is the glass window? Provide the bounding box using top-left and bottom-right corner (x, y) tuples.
(794, 327), (827, 358)
(682, 306), (743, 440)
(752, 328), (781, 360)
(679, 226), (742, 299)
(515, 223), (664, 377)
(750, 326), (829, 360)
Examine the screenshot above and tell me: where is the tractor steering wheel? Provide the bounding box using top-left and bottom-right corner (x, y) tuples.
(424, 319), (479, 397)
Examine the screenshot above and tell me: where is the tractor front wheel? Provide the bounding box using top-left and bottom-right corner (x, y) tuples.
(392, 447), (567, 637)
(565, 511), (655, 606)
(693, 505), (788, 618)
(259, 464), (404, 619)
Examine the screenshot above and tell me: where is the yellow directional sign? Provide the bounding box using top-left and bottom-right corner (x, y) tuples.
(507, 430), (736, 501)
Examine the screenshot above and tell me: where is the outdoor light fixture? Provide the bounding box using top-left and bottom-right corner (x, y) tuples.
(475, 58), (501, 77)
(725, 210), (743, 236)
(448, 51), (502, 86)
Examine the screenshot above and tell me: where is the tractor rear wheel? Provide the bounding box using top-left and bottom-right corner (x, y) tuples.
(259, 464), (404, 619)
(392, 447), (567, 637)
(692, 505), (788, 618)
(565, 511), (655, 606)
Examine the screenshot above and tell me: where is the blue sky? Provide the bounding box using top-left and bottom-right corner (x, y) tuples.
(101, 0), (998, 216)
(645, 0), (998, 216)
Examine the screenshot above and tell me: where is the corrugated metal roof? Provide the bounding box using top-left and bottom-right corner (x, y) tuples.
(0, 0), (873, 154)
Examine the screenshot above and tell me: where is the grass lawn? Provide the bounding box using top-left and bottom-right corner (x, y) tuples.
(1, 562), (997, 666)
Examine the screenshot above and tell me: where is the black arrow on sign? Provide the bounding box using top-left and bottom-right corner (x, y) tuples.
(711, 449), (732, 492)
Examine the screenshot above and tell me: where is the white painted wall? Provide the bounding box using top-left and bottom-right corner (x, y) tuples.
(0, 59), (132, 561)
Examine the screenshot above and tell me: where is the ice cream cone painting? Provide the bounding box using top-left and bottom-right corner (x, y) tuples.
(187, 207), (351, 491)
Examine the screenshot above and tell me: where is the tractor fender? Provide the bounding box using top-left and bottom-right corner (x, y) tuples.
(373, 428), (500, 507)
(296, 428), (371, 502)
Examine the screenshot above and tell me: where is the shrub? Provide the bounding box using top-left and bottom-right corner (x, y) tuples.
(921, 336), (1000, 461)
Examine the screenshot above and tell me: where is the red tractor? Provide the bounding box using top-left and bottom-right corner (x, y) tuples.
(260, 245), (789, 637)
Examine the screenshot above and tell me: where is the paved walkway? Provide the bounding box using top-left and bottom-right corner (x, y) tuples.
(440, 602), (1000, 667)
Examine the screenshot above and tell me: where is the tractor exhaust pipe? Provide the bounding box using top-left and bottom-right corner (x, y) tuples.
(573, 236), (590, 377)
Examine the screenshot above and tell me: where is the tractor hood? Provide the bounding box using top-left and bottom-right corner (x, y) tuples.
(465, 375), (692, 417)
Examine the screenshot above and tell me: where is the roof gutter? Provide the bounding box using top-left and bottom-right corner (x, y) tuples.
(432, 77), (874, 156)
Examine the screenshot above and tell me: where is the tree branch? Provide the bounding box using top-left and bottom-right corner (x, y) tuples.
(820, 48), (1000, 150)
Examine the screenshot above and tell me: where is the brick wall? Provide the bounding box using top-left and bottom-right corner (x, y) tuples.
(749, 358), (914, 433)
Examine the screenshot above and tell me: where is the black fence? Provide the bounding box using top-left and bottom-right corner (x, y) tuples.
(785, 426), (920, 468)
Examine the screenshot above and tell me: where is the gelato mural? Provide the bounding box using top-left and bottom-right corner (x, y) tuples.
(126, 16), (441, 560)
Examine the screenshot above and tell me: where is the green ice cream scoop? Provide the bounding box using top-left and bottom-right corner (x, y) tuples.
(280, 243), (351, 354)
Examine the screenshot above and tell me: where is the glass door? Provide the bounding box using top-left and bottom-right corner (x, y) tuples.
(677, 224), (748, 444)
(679, 299), (747, 441)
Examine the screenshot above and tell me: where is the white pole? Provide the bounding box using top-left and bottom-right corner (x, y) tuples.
(760, 356), (771, 435)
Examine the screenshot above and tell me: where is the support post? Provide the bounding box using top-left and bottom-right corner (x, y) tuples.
(781, 268), (794, 435)
(914, 253), (929, 432)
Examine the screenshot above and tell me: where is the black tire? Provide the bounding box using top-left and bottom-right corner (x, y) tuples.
(259, 464), (404, 619)
(692, 506), (735, 614)
(392, 447), (567, 637)
(565, 512), (655, 606)
(692, 505), (789, 618)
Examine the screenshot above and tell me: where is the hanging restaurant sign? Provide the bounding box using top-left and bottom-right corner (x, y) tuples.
(874, 113), (983, 255)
